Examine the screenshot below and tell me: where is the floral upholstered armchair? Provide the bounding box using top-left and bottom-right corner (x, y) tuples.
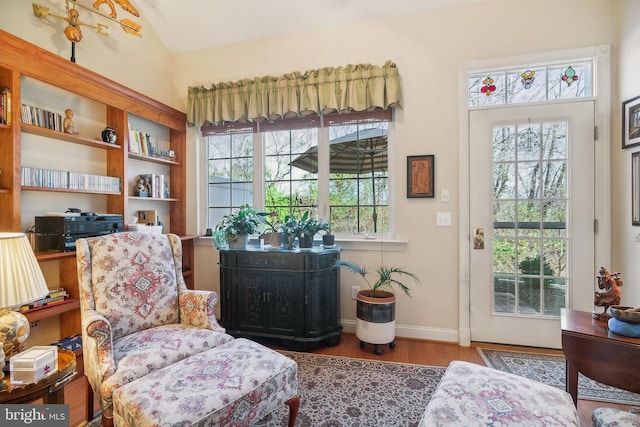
(75, 232), (234, 427)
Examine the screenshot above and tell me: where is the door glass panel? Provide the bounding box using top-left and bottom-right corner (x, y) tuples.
(491, 121), (568, 317)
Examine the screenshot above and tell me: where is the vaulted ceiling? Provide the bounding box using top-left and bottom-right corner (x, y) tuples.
(134, 0), (490, 53)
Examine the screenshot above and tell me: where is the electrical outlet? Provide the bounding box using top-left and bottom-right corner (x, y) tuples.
(351, 286), (360, 300)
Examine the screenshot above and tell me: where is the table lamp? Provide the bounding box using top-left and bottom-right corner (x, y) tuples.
(0, 232), (49, 380)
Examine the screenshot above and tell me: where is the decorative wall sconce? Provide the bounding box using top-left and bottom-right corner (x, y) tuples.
(32, 0), (142, 62)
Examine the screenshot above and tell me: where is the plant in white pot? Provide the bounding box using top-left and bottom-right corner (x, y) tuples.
(214, 205), (261, 250)
(333, 259), (420, 355)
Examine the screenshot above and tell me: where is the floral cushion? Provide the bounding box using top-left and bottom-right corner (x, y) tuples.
(420, 360), (579, 426)
(112, 338), (298, 427)
(101, 324), (234, 412)
(592, 407), (640, 426)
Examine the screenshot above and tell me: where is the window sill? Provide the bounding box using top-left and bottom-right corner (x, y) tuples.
(196, 236), (407, 252)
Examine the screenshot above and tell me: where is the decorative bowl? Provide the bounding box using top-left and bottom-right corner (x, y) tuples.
(608, 306), (640, 324)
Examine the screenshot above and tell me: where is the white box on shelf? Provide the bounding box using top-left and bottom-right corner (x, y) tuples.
(10, 345), (58, 384)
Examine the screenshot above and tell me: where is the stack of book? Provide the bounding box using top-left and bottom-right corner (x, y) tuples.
(0, 87), (11, 125)
(19, 288), (69, 312)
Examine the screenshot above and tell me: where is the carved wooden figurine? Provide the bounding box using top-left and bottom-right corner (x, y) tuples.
(593, 266), (623, 321)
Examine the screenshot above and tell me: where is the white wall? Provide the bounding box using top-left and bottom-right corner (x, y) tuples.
(175, 0), (616, 342)
(614, 0), (640, 307)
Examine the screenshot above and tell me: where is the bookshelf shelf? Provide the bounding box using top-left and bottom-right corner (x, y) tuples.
(23, 299), (80, 323)
(129, 152), (180, 166)
(129, 196), (178, 202)
(22, 186), (121, 195)
(35, 251), (76, 262)
(22, 124), (122, 150)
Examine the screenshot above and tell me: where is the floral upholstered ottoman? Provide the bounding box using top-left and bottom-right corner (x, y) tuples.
(419, 360), (579, 426)
(592, 407), (640, 426)
(112, 338), (299, 427)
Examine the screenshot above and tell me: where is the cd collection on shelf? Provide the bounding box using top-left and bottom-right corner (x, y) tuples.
(21, 166), (121, 192)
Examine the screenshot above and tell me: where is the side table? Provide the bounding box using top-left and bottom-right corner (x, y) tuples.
(561, 308), (640, 405)
(0, 348), (76, 404)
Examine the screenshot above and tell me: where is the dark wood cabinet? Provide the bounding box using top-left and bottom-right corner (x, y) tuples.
(219, 246), (342, 350)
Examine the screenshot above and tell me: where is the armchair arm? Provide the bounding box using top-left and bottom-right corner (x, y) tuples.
(179, 290), (226, 332)
(82, 309), (117, 398)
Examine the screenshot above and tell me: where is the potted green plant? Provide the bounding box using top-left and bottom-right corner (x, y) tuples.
(322, 228), (335, 247)
(215, 205), (261, 249)
(298, 215), (329, 249)
(258, 211), (283, 248)
(333, 259), (420, 355)
(281, 211), (304, 249)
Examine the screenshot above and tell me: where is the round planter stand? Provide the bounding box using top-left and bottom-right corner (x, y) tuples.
(355, 290), (396, 355)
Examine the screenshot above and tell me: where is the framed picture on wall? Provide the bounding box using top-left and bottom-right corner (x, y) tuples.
(407, 155), (434, 198)
(633, 151), (640, 225)
(623, 95), (640, 149)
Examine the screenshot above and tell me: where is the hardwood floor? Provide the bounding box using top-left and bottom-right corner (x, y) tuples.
(59, 333), (631, 426)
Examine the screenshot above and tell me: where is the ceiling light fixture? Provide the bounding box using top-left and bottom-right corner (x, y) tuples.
(32, 0), (142, 63)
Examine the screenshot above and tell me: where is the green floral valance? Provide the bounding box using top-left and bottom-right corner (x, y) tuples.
(187, 61), (400, 127)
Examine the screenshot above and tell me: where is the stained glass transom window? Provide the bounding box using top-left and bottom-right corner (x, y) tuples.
(468, 62), (592, 107)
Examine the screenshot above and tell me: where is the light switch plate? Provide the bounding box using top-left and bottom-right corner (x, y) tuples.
(436, 212), (452, 227)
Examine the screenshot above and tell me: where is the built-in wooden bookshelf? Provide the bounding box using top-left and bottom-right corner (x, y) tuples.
(0, 30), (193, 342)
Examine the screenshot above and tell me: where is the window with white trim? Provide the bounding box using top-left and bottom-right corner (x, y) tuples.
(204, 110), (392, 237)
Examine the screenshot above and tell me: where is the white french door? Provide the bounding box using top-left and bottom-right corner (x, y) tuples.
(469, 101), (595, 348)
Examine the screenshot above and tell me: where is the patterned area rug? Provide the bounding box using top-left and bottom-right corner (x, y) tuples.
(255, 352), (446, 426)
(80, 353), (446, 427)
(477, 348), (640, 405)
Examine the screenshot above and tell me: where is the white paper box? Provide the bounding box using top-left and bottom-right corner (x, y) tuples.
(10, 346), (58, 384)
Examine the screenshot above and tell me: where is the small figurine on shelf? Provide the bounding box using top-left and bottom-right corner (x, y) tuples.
(135, 177), (149, 197)
(63, 108), (74, 134)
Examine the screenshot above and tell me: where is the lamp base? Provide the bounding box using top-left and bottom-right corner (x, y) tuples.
(0, 308), (31, 360)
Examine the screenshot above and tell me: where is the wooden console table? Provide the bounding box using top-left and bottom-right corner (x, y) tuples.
(560, 308), (640, 405)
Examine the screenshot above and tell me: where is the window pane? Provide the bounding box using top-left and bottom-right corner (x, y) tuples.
(329, 123), (388, 233)
(206, 133), (255, 229)
(507, 68), (547, 104)
(548, 63), (592, 100)
(265, 128), (319, 215)
(468, 73), (506, 107)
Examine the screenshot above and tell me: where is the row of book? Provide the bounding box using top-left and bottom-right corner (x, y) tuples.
(0, 87), (11, 125)
(128, 126), (175, 160)
(20, 103), (64, 131)
(19, 288), (69, 313)
(134, 173), (170, 198)
(21, 166), (122, 193)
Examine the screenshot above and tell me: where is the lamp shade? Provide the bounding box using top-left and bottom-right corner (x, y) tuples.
(0, 232), (49, 309)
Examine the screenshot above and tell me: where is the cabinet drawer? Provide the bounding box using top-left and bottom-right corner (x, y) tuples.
(236, 252), (303, 270)
(305, 252), (339, 270)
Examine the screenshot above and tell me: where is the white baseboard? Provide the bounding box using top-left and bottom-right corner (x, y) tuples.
(340, 320), (459, 344)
